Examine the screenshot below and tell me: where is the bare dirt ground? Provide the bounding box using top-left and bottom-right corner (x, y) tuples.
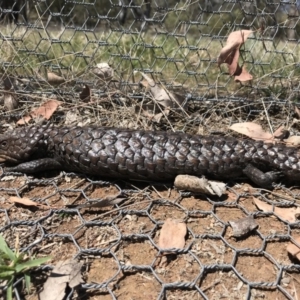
(0, 170), (300, 299)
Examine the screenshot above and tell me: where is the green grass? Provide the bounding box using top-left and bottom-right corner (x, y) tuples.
(0, 234), (51, 300)
(0, 22), (299, 99)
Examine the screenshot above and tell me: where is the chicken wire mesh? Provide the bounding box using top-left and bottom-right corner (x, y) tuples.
(0, 0), (300, 299)
(0, 171), (300, 299)
(0, 0), (299, 107)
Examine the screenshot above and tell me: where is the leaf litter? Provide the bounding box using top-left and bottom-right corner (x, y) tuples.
(9, 196), (54, 210)
(158, 218), (187, 251)
(217, 30), (254, 82)
(46, 71), (66, 86)
(230, 122), (285, 142)
(17, 99), (61, 125)
(79, 85), (91, 102)
(135, 71), (186, 122)
(287, 237), (300, 261)
(93, 62), (114, 82)
(39, 259), (84, 300)
(229, 216), (259, 238)
(3, 75), (19, 111)
(253, 198), (300, 223)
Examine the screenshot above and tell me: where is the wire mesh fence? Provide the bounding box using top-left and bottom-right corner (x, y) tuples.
(0, 1), (300, 299)
(0, 0), (299, 107)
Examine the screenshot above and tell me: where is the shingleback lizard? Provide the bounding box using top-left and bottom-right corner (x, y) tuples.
(0, 123), (299, 188)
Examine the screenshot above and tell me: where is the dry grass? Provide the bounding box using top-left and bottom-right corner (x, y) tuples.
(0, 19), (298, 135)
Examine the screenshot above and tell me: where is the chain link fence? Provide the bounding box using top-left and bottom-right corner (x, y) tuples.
(0, 1), (300, 299)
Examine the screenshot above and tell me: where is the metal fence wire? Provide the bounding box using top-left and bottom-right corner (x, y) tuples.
(0, 0), (299, 106)
(0, 1), (300, 300)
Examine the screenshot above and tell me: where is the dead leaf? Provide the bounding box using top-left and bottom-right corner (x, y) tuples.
(4, 93), (18, 110)
(138, 72), (172, 107)
(136, 104), (166, 123)
(139, 74), (171, 107)
(234, 65), (253, 82)
(39, 259), (84, 300)
(47, 72), (65, 85)
(226, 191), (238, 201)
(137, 71), (185, 107)
(174, 175), (226, 196)
(273, 126), (289, 140)
(221, 41), (240, 75)
(284, 135), (300, 146)
(3, 76), (16, 90)
(230, 122), (273, 141)
(229, 216), (258, 238)
(134, 72), (186, 122)
(3, 76), (19, 110)
(79, 85), (91, 102)
(17, 99), (61, 125)
(65, 110), (79, 125)
(93, 62), (114, 81)
(230, 123), (289, 143)
(9, 196), (51, 210)
(218, 30), (253, 82)
(158, 219), (187, 250)
(287, 237), (300, 261)
(253, 198), (300, 223)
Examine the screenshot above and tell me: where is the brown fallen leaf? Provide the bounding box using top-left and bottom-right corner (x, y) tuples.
(234, 65), (253, 82)
(273, 127), (289, 140)
(3, 76), (17, 90)
(135, 103), (166, 123)
(79, 85), (91, 102)
(65, 110), (79, 125)
(93, 62), (114, 81)
(230, 122), (272, 140)
(139, 72), (173, 107)
(4, 93), (18, 111)
(9, 196), (51, 210)
(39, 259), (84, 300)
(230, 122), (285, 142)
(217, 30), (253, 82)
(3, 76), (19, 110)
(47, 71), (65, 85)
(135, 71), (186, 123)
(229, 216), (258, 238)
(17, 99), (61, 125)
(253, 198), (300, 223)
(158, 219), (187, 250)
(136, 71), (185, 109)
(284, 135), (300, 146)
(287, 237), (300, 261)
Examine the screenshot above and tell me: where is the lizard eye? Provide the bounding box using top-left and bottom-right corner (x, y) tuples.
(0, 141), (7, 148)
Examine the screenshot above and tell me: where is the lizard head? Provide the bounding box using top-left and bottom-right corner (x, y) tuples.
(0, 134), (27, 164)
(0, 125), (48, 164)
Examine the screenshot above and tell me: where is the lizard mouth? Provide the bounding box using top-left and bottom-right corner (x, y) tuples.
(0, 155), (19, 163)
